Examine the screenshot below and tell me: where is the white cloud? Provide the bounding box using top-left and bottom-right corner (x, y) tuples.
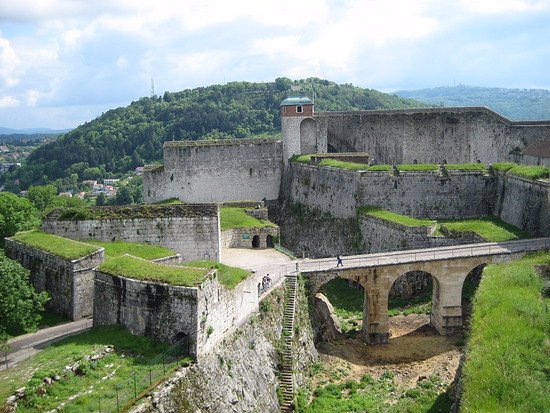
(459, 0), (548, 14)
(0, 95), (19, 108)
(26, 89), (39, 106)
(0, 35), (21, 87)
(116, 56), (128, 70)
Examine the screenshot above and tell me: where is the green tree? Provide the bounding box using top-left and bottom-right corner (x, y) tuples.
(96, 193), (107, 206)
(0, 252), (49, 350)
(27, 184), (57, 211)
(112, 186), (134, 205)
(0, 193), (39, 244)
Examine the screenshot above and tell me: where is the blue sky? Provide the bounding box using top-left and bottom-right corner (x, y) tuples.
(1, 0), (549, 129)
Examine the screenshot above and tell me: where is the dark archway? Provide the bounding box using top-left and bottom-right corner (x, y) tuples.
(173, 332), (190, 356)
(252, 235), (260, 248)
(266, 235), (274, 248)
(327, 143), (338, 153)
(389, 270), (434, 319)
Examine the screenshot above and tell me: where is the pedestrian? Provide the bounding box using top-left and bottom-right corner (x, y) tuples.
(337, 255), (343, 267)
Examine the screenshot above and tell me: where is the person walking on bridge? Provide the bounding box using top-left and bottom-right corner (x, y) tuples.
(336, 255), (343, 267)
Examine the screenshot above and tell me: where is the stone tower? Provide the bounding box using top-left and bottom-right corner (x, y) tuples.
(280, 95), (315, 164)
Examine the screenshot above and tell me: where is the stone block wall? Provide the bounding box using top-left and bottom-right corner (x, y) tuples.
(42, 204), (221, 262)
(94, 271), (202, 356)
(493, 173), (550, 237)
(287, 163), (494, 219)
(143, 139), (283, 203)
(94, 268), (261, 359)
(220, 227), (279, 249)
(315, 107), (550, 165)
(5, 238), (104, 320)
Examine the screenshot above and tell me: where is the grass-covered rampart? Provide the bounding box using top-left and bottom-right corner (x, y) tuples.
(181, 259), (250, 289)
(359, 207), (528, 242)
(86, 240), (175, 260)
(220, 207), (277, 231)
(293, 155), (549, 181)
(461, 253), (550, 412)
(98, 255), (208, 286)
(10, 230), (100, 260)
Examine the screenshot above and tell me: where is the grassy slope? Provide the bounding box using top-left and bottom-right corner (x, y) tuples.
(182, 260), (250, 289)
(0, 326), (183, 413)
(359, 206), (434, 227)
(220, 207), (277, 231)
(461, 253), (550, 412)
(10, 230), (100, 260)
(98, 255), (207, 286)
(440, 216), (529, 242)
(359, 207), (527, 242)
(86, 240), (175, 260)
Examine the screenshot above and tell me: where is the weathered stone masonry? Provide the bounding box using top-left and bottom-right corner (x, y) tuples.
(42, 204), (221, 262)
(94, 265), (262, 359)
(5, 238), (104, 320)
(143, 138), (283, 204)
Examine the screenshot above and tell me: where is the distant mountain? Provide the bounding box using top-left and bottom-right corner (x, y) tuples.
(3, 78), (427, 190)
(0, 127), (72, 135)
(394, 85), (550, 121)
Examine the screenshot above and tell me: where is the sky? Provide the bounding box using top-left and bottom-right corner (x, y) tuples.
(0, 0), (549, 129)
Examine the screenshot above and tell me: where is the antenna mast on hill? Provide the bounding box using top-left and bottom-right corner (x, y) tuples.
(150, 78), (155, 97)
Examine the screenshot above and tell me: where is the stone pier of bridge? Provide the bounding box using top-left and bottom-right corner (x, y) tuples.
(306, 255), (511, 343)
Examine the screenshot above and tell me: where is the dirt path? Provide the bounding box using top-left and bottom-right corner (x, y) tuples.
(314, 314), (462, 389)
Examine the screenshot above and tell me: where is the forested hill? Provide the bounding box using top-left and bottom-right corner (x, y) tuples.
(4, 78), (427, 190)
(395, 85), (550, 121)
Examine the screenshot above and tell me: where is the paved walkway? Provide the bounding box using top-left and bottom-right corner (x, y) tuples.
(1, 318), (93, 371)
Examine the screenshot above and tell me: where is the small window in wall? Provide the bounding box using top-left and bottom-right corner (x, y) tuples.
(296, 105), (303, 113)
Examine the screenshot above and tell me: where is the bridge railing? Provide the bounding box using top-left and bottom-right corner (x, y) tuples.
(296, 238), (550, 272)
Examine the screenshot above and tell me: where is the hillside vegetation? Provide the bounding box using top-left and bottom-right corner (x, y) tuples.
(461, 253), (550, 412)
(395, 85), (550, 120)
(2, 78), (426, 190)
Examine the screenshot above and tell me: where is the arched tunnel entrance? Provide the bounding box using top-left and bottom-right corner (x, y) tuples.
(461, 263), (486, 327)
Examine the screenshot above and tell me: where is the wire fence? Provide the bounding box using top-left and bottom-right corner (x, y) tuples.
(94, 337), (191, 413)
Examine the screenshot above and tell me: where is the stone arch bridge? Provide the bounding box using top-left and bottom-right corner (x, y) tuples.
(297, 238), (550, 344)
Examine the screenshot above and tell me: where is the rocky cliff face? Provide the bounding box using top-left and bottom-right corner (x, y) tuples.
(132, 278), (317, 413)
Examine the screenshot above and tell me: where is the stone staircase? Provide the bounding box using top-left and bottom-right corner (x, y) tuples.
(280, 273), (297, 412)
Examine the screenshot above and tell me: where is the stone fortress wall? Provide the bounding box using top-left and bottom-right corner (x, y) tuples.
(143, 138), (283, 204)
(316, 107), (550, 165)
(4, 239), (104, 320)
(93, 264), (261, 359)
(42, 204), (221, 262)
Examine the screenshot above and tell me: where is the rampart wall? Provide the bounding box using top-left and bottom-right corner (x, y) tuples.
(316, 107), (550, 165)
(143, 139), (283, 203)
(287, 163), (494, 219)
(42, 205), (221, 262)
(93, 268), (261, 359)
(493, 174), (550, 237)
(5, 239), (104, 320)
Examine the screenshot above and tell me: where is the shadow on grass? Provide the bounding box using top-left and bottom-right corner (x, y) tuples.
(426, 390), (453, 413)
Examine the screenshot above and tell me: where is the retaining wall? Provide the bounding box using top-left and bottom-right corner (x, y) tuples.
(42, 204), (221, 262)
(5, 238), (104, 320)
(143, 139), (283, 203)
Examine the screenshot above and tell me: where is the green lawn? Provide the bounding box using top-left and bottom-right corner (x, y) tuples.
(317, 159), (370, 170)
(440, 216), (529, 242)
(86, 240), (175, 260)
(359, 207), (527, 242)
(0, 326), (187, 413)
(359, 206), (434, 227)
(461, 253), (550, 413)
(507, 164), (549, 180)
(98, 255), (208, 286)
(181, 260), (250, 289)
(220, 207), (277, 231)
(10, 230), (100, 260)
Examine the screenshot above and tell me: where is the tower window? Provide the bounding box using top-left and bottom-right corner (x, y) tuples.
(296, 105), (303, 113)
